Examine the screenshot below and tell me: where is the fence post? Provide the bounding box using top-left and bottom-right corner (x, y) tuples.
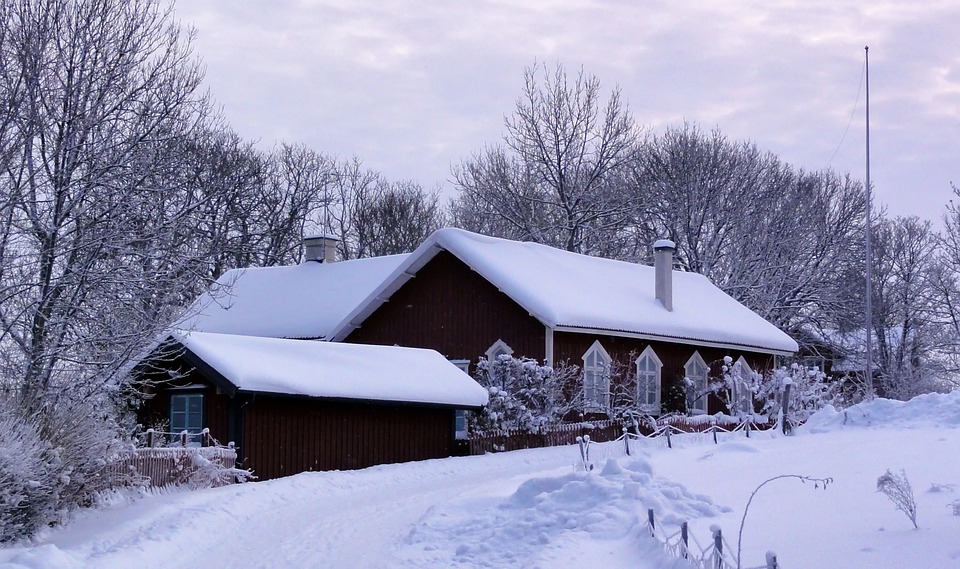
(180, 430), (188, 447)
(647, 508), (655, 537)
(711, 526), (723, 569)
(766, 551), (778, 569)
(146, 428), (155, 448)
(201, 428), (210, 447)
(782, 383), (793, 435)
(680, 521), (689, 559)
(623, 427), (630, 456)
(665, 425), (672, 449)
(712, 426), (718, 445)
(745, 419), (751, 438)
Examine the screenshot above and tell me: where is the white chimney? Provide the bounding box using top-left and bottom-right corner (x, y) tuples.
(302, 234), (340, 264)
(653, 239), (676, 311)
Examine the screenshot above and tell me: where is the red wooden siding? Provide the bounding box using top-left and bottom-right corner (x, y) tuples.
(346, 250), (546, 368)
(239, 397), (453, 480)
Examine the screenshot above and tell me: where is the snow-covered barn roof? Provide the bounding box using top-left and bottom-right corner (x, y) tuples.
(329, 228), (799, 355)
(178, 254), (408, 340)
(171, 331), (489, 408)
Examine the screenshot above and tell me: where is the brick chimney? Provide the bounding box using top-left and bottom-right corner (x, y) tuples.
(653, 239), (675, 311)
(302, 234), (339, 264)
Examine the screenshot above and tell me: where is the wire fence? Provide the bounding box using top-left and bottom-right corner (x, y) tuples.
(645, 508), (778, 569)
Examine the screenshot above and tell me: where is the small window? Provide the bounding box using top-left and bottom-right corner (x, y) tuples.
(582, 340), (611, 409)
(450, 359), (471, 375)
(684, 352), (709, 414)
(485, 339), (513, 363)
(170, 392), (204, 445)
(635, 346), (662, 414)
(454, 410), (468, 440)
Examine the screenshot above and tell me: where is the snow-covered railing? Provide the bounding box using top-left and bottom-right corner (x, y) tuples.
(646, 508), (779, 569)
(98, 427), (247, 489)
(99, 445), (240, 489)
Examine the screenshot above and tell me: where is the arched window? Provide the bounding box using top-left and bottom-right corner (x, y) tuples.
(485, 339), (513, 363)
(582, 340), (611, 408)
(732, 356), (755, 416)
(684, 352), (709, 414)
(635, 346), (662, 414)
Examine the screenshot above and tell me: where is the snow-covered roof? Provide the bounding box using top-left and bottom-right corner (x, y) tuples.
(178, 255), (408, 340)
(330, 228), (798, 355)
(172, 330), (489, 408)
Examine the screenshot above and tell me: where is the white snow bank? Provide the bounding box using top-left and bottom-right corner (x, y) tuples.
(801, 390), (960, 433)
(398, 454), (724, 567)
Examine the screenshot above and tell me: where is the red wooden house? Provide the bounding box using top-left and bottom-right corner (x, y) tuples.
(144, 229), (797, 479)
(326, 229), (797, 416)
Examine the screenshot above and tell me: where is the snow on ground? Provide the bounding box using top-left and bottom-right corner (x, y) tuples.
(2, 391), (960, 568)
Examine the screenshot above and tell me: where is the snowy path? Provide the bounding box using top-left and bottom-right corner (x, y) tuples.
(7, 449), (576, 569)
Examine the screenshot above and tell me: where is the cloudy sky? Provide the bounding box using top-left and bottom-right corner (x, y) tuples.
(174, 1), (958, 224)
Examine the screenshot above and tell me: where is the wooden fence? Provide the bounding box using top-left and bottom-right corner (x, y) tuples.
(468, 415), (777, 455)
(468, 420), (623, 455)
(100, 446), (239, 488)
(98, 428), (240, 489)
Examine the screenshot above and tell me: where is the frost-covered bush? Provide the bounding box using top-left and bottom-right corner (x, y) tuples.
(710, 356), (763, 417)
(877, 468), (918, 529)
(0, 390), (132, 542)
(469, 355), (580, 432)
(0, 398), (58, 543)
(755, 364), (837, 421)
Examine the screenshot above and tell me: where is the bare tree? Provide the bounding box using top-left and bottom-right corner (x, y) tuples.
(634, 123), (867, 332)
(451, 62), (642, 254)
(0, 0), (214, 532)
(869, 216), (943, 398)
(328, 157), (442, 259)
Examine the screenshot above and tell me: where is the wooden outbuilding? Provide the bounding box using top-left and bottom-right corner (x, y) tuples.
(140, 332), (487, 481)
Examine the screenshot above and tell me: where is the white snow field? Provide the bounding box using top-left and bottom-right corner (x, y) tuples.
(2, 392), (960, 569)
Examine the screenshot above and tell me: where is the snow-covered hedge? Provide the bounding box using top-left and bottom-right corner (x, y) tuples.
(0, 399), (59, 543)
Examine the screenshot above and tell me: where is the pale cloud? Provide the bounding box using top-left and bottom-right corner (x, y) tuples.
(174, 0), (959, 222)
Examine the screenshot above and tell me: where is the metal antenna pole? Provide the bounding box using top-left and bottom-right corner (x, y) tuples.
(864, 45), (874, 395)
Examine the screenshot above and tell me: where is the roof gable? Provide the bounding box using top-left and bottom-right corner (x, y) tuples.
(329, 228), (798, 355)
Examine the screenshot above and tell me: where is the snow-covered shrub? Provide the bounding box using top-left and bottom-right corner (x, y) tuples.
(185, 447), (253, 489)
(0, 398), (58, 543)
(877, 468), (918, 529)
(710, 356), (763, 417)
(756, 364), (837, 422)
(469, 355), (580, 432)
(0, 387), (134, 542)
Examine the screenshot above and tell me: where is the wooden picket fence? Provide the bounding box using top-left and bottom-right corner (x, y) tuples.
(468, 415), (777, 455)
(468, 420), (624, 455)
(98, 428), (240, 489)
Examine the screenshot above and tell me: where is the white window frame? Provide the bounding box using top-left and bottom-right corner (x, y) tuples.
(732, 356), (755, 416)
(635, 346), (662, 414)
(485, 339), (513, 363)
(684, 352), (709, 415)
(582, 340), (611, 409)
